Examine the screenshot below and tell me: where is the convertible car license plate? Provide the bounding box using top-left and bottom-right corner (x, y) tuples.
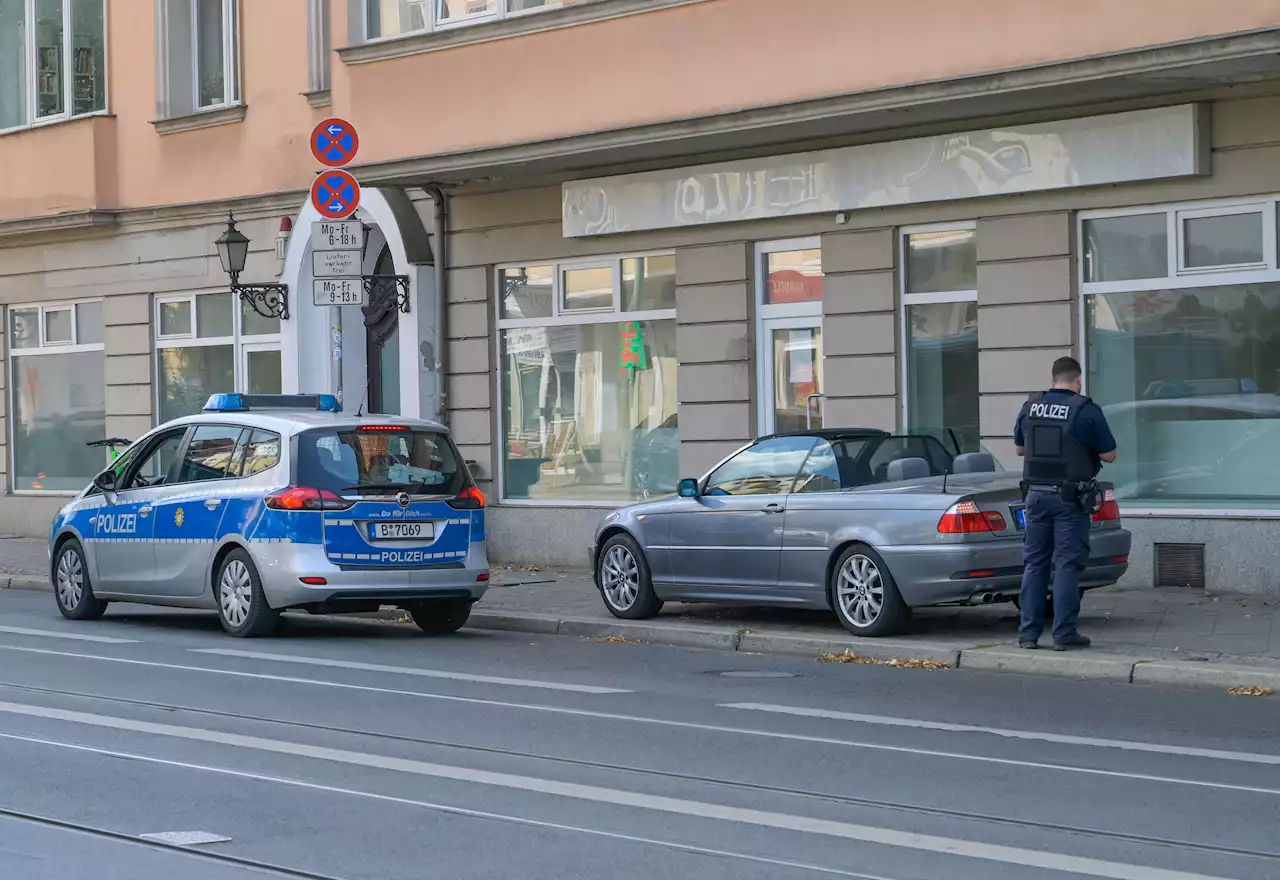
(1013, 508), (1026, 530)
(370, 521), (433, 541)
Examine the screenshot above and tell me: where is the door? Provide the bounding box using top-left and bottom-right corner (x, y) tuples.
(92, 428), (187, 593)
(363, 246), (401, 415)
(151, 424), (247, 597)
(762, 320), (824, 434)
(666, 436), (818, 595)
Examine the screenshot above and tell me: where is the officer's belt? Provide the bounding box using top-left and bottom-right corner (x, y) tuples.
(1025, 483), (1064, 493)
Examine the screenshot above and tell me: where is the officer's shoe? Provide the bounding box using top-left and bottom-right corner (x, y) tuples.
(1018, 638), (1039, 650)
(1053, 633), (1092, 651)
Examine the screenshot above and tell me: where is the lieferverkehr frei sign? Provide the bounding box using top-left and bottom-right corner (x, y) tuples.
(311, 220), (365, 306)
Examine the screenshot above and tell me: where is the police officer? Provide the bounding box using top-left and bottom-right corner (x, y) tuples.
(1014, 357), (1117, 651)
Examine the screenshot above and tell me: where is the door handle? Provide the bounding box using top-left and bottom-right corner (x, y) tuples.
(762, 503), (784, 514)
(138, 506), (152, 517)
(204, 499), (222, 510)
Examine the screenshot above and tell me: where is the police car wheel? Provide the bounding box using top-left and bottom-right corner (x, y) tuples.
(831, 544), (909, 637)
(216, 549), (279, 638)
(53, 540), (107, 621)
(407, 599), (472, 635)
(596, 533), (662, 620)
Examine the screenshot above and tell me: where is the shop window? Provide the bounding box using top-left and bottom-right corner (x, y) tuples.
(1081, 196), (1280, 510)
(756, 239), (823, 434)
(0, 0), (106, 131)
(497, 253), (678, 503)
(1083, 213), (1168, 283)
(154, 292), (281, 424)
(901, 224), (979, 453)
(8, 300), (105, 492)
(365, 0), (562, 39)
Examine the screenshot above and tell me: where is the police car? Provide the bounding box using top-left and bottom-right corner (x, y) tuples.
(48, 394), (489, 637)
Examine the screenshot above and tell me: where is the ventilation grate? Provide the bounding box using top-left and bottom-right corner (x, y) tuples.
(1154, 543), (1206, 589)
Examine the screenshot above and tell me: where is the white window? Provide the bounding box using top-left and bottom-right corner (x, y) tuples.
(899, 222), (980, 452)
(8, 300), (105, 492)
(755, 238), (823, 435)
(364, 0), (561, 39)
(1079, 195), (1280, 513)
(154, 292), (281, 423)
(0, 0), (106, 132)
(496, 253), (678, 504)
(193, 0), (238, 109)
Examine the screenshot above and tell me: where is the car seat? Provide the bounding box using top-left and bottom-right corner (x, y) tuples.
(951, 452), (997, 474)
(885, 457), (931, 482)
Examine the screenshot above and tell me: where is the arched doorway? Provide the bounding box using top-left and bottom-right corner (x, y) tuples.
(363, 244), (401, 415)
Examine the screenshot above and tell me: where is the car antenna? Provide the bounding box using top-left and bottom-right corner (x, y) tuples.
(942, 469), (948, 495)
(354, 377), (370, 418)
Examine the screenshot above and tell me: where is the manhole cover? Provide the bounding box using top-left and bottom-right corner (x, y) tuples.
(718, 671), (798, 679)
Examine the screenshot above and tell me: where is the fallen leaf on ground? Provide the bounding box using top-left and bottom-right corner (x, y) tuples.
(818, 650), (949, 670)
(594, 635), (649, 645)
(1226, 686), (1273, 697)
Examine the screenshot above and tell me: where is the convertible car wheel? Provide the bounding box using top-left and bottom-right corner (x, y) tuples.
(831, 544), (910, 637)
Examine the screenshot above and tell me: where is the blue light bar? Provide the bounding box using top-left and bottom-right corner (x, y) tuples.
(203, 393), (342, 413)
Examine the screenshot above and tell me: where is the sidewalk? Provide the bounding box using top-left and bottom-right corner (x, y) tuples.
(6, 537), (1279, 692)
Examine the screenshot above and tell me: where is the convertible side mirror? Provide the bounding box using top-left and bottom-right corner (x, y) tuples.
(677, 478), (700, 498)
(93, 470), (117, 492)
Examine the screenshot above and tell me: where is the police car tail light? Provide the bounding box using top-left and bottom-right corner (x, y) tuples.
(1092, 489), (1121, 523)
(447, 485), (485, 510)
(265, 487), (354, 511)
(938, 501), (1005, 534)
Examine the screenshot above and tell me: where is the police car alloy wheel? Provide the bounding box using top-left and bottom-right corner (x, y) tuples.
(216, 548), (279, 638)
(596, 533), (662, 620)
(53, 541), (107, 621)
(831, 544), (909, 637)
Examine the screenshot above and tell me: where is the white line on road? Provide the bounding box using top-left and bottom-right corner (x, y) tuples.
(0, 625), (139, 645)
(0, 731), (898, 880)
(0, 702), (1237, 880)
(719, 703), (1280, 767)
(1, 644), (1276, 797)
(188, 647), (629, 694)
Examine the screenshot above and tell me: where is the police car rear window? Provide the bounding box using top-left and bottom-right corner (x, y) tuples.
(296, 427), (467, 497)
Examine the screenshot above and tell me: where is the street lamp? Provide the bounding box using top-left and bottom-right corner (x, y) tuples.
(215, 213), (290, 320)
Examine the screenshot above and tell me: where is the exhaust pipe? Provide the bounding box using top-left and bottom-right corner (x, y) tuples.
(968, 592), (996, 605)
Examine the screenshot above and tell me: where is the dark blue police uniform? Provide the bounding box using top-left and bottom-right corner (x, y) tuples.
(1013, 389), (1117, 646)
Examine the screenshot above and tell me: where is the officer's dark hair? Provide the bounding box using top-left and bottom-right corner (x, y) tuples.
(1052, 357), (1082, 384)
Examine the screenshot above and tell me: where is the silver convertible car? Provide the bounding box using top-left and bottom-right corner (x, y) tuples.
(590, 429), (1131, 637)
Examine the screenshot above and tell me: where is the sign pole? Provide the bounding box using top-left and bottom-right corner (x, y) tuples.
(331, 308), (343, 406)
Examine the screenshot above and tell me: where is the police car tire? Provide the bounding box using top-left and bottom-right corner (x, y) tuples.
(408, 599), (471, 635)
(216, 549), (279, 638)
(53, 540), (108, 621)
(830, 544), (910, 638)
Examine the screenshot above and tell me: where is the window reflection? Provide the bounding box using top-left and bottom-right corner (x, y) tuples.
(907, 301), (979, 453)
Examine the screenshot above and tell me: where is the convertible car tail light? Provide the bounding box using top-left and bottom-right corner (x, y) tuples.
(1093, 489), (1121, 523)
(938, 501), (1006, 534)
(265, 487), (354, 511)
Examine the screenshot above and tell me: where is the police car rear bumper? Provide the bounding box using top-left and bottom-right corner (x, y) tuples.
(251, 539), (490, 609)
(881, 528), (1131, 608)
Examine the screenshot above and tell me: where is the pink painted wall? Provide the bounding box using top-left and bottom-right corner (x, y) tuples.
(4, 0), (1280, 222)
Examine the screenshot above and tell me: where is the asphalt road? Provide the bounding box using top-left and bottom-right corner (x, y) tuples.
(0, 589), (1278, 880)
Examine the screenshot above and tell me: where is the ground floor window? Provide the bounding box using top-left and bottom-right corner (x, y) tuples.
(901, 224), (980, 452)
(497, 254), (678, 502)
(155, 292), (281, 423)
(8, 300), (105, 491)
(1081, 197), (1280, 509)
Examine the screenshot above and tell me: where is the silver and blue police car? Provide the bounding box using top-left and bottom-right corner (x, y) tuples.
(48, 393), (489, 637)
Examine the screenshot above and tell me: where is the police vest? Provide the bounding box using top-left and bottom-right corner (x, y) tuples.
(1021, 391), (1098, 486)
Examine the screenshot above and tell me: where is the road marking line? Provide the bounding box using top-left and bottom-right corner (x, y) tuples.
(719, 703), (1280, 767)
(0, 702), (1234, 880)
(0, 625), (139, 645)
(189, 647), (628, 694)
(0, 644), (1275, 797)
(0, 732), (897, 880)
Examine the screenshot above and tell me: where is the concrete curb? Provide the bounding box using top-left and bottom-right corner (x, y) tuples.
(0, 575), (49, 593)
(738, 632), (962, 667)
(958, 647), (1136, 682)
(1132, 660), (1280, 691)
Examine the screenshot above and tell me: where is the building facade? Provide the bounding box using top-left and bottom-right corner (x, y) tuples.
(4, 0), (1280, 591)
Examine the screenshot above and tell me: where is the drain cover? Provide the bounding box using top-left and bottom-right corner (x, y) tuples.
(139, 831), (232, 846)
(718, 671), (798, 679)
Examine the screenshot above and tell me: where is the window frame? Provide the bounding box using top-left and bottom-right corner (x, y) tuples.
(7, 297), (106, 496)
(153, 290), (282, 424)
(0, 0), (110, 135)
(493, 250), (678, 507)
(363, 0), (563, 41)
(755, 238), (824, 436)
(1174, 202), (1271, 275)
(1077, 194), (1280, 518)
(192, 0), (239, 111)
(898, 221), (979, 436)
